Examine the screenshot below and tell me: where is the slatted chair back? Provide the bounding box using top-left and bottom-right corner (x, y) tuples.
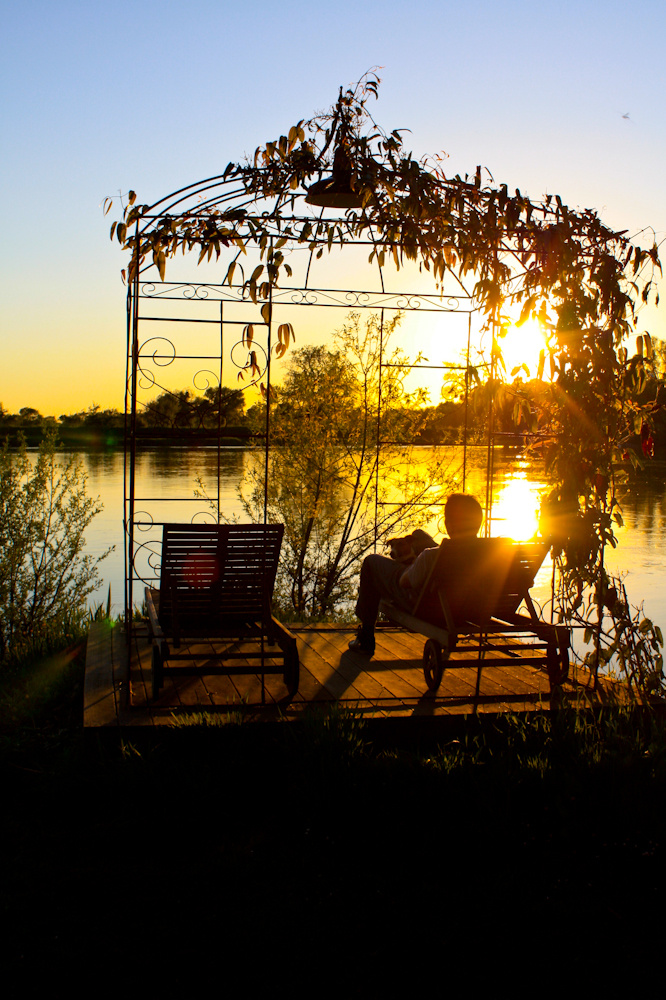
(157, 523), (284, 637)
(412, 538), (547, 630)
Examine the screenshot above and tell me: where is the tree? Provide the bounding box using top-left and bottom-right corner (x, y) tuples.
(0, 433), (109, 663)
(18, 407), (41, 423)
(201, 385), (245, 427)
(457, 343), (666, 695)
(240, 312), (456, 617)
(140, 386), (245, 430)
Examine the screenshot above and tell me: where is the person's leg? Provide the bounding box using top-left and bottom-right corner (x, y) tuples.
(350, 555), (408, 653)
(354, 554), (405, 623)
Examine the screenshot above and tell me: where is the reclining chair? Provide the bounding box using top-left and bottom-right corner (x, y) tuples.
(379, 537), (570, 696)
(145, 522), (299, 701)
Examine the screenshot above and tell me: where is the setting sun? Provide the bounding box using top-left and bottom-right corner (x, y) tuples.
(499, 319), (549, 381)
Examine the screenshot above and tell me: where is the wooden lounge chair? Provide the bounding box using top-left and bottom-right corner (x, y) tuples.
(145, 522), (299, 701)
(378, 537), (570, 695)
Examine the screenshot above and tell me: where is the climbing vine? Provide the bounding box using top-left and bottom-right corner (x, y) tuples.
(108, 72), (664, 696)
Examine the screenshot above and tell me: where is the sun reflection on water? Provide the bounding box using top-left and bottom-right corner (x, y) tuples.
(489, 472), (543, 541)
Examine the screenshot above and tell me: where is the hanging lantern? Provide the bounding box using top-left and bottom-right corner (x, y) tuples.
(305, 179), (364, 209)
(305, 116), (364, 209)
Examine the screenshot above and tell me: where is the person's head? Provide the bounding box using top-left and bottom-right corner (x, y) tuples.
(444, 494), (483, 538)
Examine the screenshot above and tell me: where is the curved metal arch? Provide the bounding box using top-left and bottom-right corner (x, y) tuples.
(134, 204), (478, 302)
(129, 155), (530, 307)
(137, 170), (244, 220)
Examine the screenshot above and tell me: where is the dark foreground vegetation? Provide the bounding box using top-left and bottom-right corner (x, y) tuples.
(2, 639), (665, 989)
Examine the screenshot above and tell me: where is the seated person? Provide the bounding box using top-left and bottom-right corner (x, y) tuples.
(349, 493), (484, 654)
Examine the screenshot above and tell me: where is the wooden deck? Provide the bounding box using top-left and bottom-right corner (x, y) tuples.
(84, 621), (600, 729)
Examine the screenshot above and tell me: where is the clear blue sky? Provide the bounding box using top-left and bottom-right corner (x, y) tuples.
(2, 0), (665, 413)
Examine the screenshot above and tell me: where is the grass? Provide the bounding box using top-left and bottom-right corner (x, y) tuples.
(2, 643), (666, 988)
(0, 623), (87, 731)
(168, 703), (249, 727)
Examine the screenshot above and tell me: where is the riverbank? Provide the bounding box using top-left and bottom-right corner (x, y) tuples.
(0, 425), (255, 449)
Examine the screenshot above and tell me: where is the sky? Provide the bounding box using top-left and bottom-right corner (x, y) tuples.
(2, 0), (666, 415)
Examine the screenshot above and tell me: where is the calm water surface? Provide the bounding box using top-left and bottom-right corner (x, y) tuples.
(69, 447), (666, 636)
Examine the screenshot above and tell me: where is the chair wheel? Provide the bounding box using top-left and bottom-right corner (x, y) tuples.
(423, 639), (444, 693)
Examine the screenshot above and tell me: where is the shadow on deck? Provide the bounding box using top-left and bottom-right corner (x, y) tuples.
(84, 621), (615, 731)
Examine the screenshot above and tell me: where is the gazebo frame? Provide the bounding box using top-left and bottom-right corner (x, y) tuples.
(123, 192), (487, 624)
(114, 76), (662, 699)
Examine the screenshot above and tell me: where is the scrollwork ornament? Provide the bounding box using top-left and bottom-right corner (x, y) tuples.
(230, 339), (268, 384)
(137, 366), (157, 391)
(193, 369), (220, 392)
(133, 510), (155, 531)
(345, 291), (371, 307)
(138, 336), (177, 368)
(192, 510), (217, 525)
(130, 533), (163, 586)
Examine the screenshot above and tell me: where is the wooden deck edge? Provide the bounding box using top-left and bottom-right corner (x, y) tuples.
(83, 622), (128, 727)
(106, 622), (659, 735)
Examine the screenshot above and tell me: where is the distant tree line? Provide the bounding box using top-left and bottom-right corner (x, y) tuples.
(0, 386), (250, 447)
(3, 336), (666, 458)
(0, 393), (476, 449)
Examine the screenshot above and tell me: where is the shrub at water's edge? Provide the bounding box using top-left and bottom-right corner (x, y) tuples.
(0, 431), (110, 669)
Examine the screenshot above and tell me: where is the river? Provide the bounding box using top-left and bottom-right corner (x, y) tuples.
(55, 447), (666, 641)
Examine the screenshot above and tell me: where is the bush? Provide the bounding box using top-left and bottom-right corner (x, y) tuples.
(0, 432), (109, 665)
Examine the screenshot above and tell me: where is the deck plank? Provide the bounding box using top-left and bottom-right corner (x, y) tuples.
(300, 630), (394, 712)
(83, 623), (118, 727)
(381, 626), (551, 710)
(294, 632), (365, 702)
(84, 622), (600, 728)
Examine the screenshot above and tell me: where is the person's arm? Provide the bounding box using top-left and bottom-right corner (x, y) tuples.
(400, 547), (437, 590)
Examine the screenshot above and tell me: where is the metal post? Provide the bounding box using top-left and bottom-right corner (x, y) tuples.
(217, 301), (223, 523)
(463, 311), (472, 492)
(374, 308), (385, 551)
(126, 222), (141, 627)
(484, 317), (497, 539)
